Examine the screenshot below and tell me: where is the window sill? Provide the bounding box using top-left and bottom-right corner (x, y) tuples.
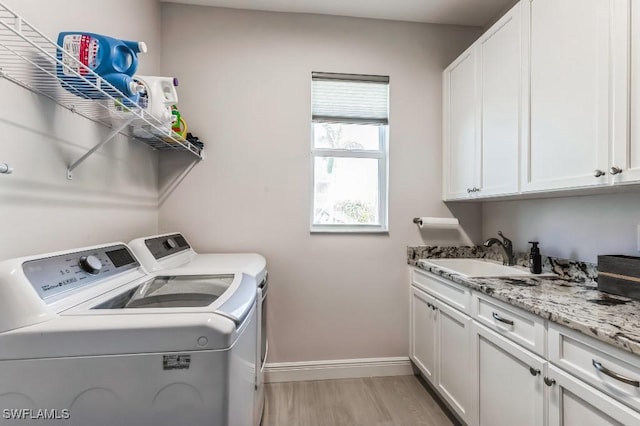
(310, 225), (389, 234)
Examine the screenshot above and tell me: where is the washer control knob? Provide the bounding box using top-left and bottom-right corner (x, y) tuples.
(79, 255), (103, 274)
(164, 238), (177, 250)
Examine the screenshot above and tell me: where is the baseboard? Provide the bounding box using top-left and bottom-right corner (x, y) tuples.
(264, 356), (415, 383)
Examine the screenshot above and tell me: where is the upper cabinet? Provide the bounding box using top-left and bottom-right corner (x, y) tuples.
(442, 0), (640, 201)
(522, 0), (611, 192)
(612, 0), (640, 184)
(443, 3), (522, 201)
(477, 3), (522, 197)
(443, 48), (480, 200)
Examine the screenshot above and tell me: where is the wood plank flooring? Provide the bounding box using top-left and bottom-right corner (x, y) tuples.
(262, 375), (455, 426)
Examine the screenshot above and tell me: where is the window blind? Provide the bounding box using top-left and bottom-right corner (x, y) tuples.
(312, 72), (389, 125)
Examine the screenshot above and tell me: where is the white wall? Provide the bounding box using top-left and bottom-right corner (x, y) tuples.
(0, 0), (162, 260)
(159, 5), (480, 362)
(483, 193), (640, 264)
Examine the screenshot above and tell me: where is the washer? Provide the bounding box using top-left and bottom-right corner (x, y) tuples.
(0, 243), (257, 426)
(128, 232), (268, 426)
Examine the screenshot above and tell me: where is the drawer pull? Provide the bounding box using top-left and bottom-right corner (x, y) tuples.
(544, 377), (556, 387)
(592, 360), (640, 388)
(492, 312), (514, 326)
(529, 367), (540, 376)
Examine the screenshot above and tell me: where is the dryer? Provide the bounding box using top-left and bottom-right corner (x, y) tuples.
(0, 243), (257, 426)
(128, 232), (268, 426)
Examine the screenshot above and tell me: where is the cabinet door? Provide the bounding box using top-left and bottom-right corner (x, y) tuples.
(443, 48), (480, 200)
(547, 365), (640, 426)
(472, 322), (545, 426)
(523, 0), (611, 191)
(410, 286), (437, 384)
(436, 300), (473, 424)
(477, 2), (522, 197)
(612, 0), (640, 183)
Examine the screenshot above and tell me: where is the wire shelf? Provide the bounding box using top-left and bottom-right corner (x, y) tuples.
(0, 2), (202, 177)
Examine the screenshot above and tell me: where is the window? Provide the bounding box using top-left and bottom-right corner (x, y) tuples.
(310, 72), (389, 233)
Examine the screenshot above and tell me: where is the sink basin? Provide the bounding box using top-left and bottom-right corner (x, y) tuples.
(422, 258), (535, 278)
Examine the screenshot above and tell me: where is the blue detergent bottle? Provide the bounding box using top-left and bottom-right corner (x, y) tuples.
(56, 32), (147, 100)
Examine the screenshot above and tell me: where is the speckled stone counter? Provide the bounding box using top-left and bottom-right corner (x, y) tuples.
(408, 246), (640, 356)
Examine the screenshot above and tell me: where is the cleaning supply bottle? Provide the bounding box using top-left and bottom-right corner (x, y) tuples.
(171, 105), (181, 132)
(134, 76), (179, 125)
(56, 32), (147, 100)
(528, 241), (542, 274)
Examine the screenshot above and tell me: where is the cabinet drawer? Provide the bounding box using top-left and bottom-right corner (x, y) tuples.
(549, 323), (640, 412)
(411, 268), (470, 313)
(472, 292), (546, 356)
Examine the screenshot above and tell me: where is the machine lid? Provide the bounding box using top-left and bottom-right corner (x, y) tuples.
(94, 274), (234, 309)
(87, 272), (257, 325)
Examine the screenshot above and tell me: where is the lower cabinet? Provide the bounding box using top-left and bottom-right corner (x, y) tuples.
(436, 301), (473, 423)
(410, 285), (473, 424)
(472, 322), (545, 426)
(410, 287), (437, 383)
(410, 267), (640, 426)
(547, 365), (640, 426)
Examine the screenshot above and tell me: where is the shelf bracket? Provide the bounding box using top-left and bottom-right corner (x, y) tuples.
(67, 117), (135, 180)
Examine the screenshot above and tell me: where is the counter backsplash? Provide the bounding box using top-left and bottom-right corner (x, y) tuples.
(407, 245), (598, 285)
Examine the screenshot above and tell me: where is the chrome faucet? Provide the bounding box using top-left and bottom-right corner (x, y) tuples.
(483, 231), (514, 266)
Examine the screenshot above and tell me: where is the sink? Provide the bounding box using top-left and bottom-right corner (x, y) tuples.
(422, 258), (536, 278)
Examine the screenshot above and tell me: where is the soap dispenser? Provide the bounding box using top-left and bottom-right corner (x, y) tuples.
(528, 241), (542, 274)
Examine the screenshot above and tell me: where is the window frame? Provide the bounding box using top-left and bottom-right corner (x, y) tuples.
(309, 122), (389, 234)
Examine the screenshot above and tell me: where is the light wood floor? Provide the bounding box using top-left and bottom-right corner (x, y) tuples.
(262, 375), (456, 426)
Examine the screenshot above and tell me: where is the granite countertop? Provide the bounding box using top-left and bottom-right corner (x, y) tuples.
(408, 246), (640, 356)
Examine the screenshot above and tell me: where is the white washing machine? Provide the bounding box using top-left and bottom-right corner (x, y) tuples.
(0, 242), (257, 426)
(128, 233), (268, 426)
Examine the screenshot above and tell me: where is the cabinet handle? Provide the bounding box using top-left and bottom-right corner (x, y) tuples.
(592, 360), (640, 388)
(529, 367), (540, 376)
(0, 163), (12, 174)
(594, 169), (605, 178)
(544, 377), (556, 387)
(610, 166), (623, 175)
(492, 312), (514, 326)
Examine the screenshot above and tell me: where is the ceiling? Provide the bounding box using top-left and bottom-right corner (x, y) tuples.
(160, 0), (515, 27)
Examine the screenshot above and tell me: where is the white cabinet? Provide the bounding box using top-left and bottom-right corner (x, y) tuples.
(443, 48), (480, 200)
(409, 270), (473, 424)
(548, 323), (640, 413)
(442, 0), (640, 200)
(522, 0), (612, 192)
(547, 365), (640, 426)
(443, 2), (523, 201)
(477, 2), (522, 197)
(611, 0), (640, 184)
(471, 292), (546, 357)
(435, 300), (473, 423)
(472, 322), (545, 426)
(410, 267), (640, 426)
(410, 287), (437, 383)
